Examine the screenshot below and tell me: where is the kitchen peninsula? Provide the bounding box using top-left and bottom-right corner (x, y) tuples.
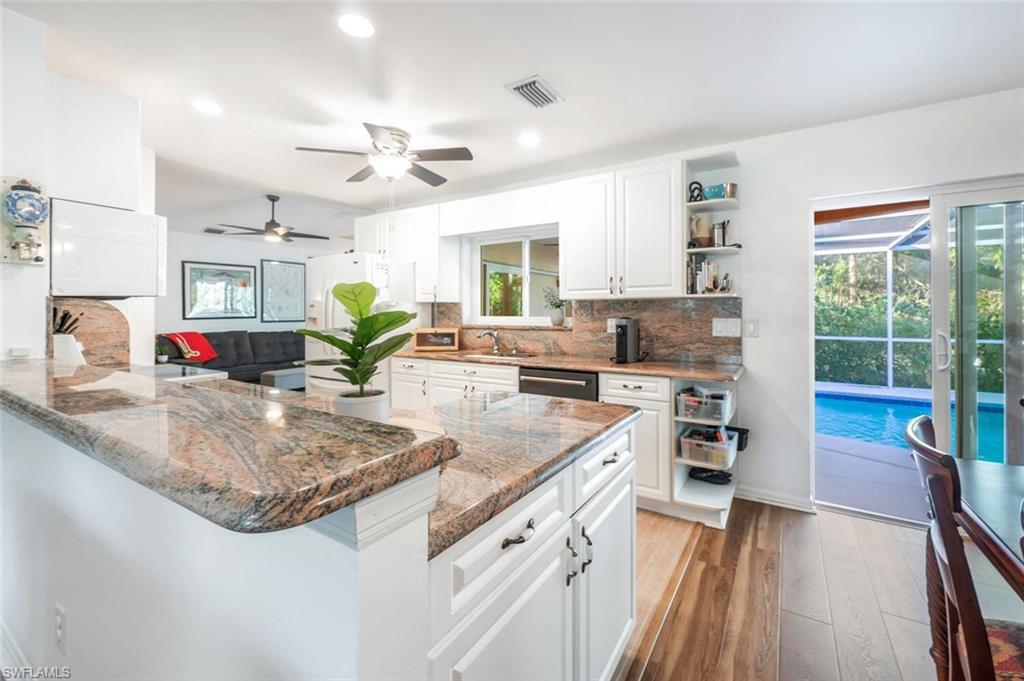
(0, 360), (639, 680)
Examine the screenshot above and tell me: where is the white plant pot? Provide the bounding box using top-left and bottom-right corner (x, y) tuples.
(156, 355), (169, 364)
(549, 308), (565, 327)
(53, 333), (86, 366)
(334, 390), (390, 423)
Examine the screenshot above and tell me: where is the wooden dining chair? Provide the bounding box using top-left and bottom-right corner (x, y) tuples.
(907, 414), (964, 681)
(926, 474), (1024, 680)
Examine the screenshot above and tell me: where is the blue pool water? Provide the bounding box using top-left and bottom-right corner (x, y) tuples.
(815, 393), (1005, 462)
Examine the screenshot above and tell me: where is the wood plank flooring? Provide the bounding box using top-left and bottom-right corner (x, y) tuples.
(619, 502), (1022, 681)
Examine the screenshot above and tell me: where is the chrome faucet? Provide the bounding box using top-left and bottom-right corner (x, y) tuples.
(477, 329), (500, 354)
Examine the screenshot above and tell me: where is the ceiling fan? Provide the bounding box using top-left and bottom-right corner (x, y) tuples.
(295, 122), (473, 187)
(218, 194), (329, 242)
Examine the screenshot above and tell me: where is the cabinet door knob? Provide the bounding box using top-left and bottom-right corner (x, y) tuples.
(608, 276), (614, 295)
(501, 519), (536, 549)
(618, 276), (624, 294)
(421, 380), (427, 396)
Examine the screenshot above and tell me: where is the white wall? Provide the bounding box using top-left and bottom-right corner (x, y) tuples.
(1, 412), (358, 677)
(709, 88), (1024, 509)
(0, 9), (49, 359)
(156, 231), (352, 333)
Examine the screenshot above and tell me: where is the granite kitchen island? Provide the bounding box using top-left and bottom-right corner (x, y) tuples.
(0, 360), (639, 680)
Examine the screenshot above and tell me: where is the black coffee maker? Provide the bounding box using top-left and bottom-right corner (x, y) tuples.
(613, 318), (642, 363)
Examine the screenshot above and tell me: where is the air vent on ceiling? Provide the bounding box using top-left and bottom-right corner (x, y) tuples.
(505, 75), (563, 109)
(203, 227), (226, 235)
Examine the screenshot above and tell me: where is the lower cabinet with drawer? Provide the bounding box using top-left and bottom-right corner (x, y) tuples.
(428, 427), (637, 681)
(393, 358), (520, 409)
(599, 373), (672, 503)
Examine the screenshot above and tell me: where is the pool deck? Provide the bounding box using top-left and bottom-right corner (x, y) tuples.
(815, 433), (929, 523)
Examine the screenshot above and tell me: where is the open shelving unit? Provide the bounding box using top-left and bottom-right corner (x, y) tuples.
(683, 152), (741, 299)
(668, 377), (740, 529)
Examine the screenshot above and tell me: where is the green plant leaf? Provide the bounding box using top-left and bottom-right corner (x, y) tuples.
(333, 365), (377, 386)
(296, 328), (355, 356)
(358, 333), (413, 368)
(333, 282), (376, 321)
(298, 358), (344, 366)
(352, 310), (418, 346)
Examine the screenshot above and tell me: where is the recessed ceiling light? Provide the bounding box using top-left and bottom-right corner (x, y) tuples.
(192, 99), (223, 116)
(336, 13), (375, 38)
(517, 130), (541, 148)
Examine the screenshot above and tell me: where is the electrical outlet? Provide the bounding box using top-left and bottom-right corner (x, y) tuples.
(712, 318), (741, 337)
(606, 318), (619, 333)
(745, 319), (760, 337)
(9, 346), (30, 358)
(54, 602), (66, 655)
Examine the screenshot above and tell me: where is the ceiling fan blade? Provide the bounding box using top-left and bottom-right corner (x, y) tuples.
(223, 232), (266, 236)
(294, 146), (365, 156)
(286, 231), (330, 240)
(363, 122), (395, 149)
(281, 235), (294, 243)
(410, 147), (473, 162)
(347, 166), (376, 182)
(408, 163), (447, 187)
(217, 223), (263, 233)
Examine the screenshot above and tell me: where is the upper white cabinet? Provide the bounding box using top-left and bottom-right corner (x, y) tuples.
(50, 199), (167, 297)
(357, 206), (459, 303)
(616, 162), (684, 298)
(353, 214), (387, 256)
(558, 174), (616, 299)
(558, 161), (684, 300)
(439, 184), (559, 237)
(47, 73), (141, 211)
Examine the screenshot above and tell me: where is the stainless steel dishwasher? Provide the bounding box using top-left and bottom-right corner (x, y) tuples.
(518, 367), (599, 401)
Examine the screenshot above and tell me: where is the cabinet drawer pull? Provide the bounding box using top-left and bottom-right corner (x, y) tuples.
(608, 276), (614, 295)
(621, 383), (643, 391)
(501, 519), (536, 549)
(602, 452), (620, 466)
(463, 369), (478, 375)
(421, 380), (427, 396)
(581, 526), (593, 573)
(400, 363), (416, 369)
(618, 276), (623, 294)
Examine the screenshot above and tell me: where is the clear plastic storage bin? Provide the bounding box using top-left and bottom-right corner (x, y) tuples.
(678, 427), (738, 470)
(676, 389), (733, 423)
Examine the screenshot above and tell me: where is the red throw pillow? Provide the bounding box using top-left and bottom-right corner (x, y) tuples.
(163, 332), (218, 363)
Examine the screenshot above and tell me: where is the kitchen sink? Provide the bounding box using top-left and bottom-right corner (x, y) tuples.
(463, 352), (536, 359)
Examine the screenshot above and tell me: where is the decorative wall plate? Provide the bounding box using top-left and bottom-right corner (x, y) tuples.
(3, 188), (49, 227)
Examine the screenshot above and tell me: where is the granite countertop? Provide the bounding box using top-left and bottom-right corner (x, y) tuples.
(263, 387), (641, 558)
(0, 360), (459, 533)
(396, 349), (744, 382)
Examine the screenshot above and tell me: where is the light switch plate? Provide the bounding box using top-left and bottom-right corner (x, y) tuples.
(745, 319), (759, 337)
(712, 318), (741, 337)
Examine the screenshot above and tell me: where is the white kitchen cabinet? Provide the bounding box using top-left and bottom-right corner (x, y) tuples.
(428, 376), (468, 406)
(599, 394), (671, 502)
(353, 214), (387, 256)
(50, 199), (166, 297)
(391, 372), (429, 411)
(428, 525), (575, 681)
(616, 162), (684, 298)
(47, 73), (141, 211)
(557, 161), (683, 300)
(574, 465), (637, 681)
(558, 174), (616, 300)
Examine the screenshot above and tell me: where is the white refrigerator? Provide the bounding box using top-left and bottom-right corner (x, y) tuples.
(304, 252), (416, 400)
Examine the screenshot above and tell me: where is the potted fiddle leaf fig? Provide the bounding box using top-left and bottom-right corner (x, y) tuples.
(298, 281), (416, 423)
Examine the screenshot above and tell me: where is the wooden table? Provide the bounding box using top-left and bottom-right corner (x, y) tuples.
(957, 459), (1024, 599)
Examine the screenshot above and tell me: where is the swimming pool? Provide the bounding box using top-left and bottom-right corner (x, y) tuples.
(815, 393), (1005, 462)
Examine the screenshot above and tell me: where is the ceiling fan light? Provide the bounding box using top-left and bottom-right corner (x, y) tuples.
(369, 154), (412, 181)
(264, 234), (282, 243)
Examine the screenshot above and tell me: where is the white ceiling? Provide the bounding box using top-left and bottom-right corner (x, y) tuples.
(156, 157), (362, 244)
(10, 2), (1024, 211)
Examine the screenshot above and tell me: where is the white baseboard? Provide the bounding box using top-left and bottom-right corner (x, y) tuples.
(1, 620), (28, 667)
(735, 486), (814, 513)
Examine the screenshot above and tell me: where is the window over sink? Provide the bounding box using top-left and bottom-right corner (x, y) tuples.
(470, 228), (565, 325)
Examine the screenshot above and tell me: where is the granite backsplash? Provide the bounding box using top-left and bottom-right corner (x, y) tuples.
(429, 298), (742, 365)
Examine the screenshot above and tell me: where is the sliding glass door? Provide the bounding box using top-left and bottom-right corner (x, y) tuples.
(931, 185), (1024, 463)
